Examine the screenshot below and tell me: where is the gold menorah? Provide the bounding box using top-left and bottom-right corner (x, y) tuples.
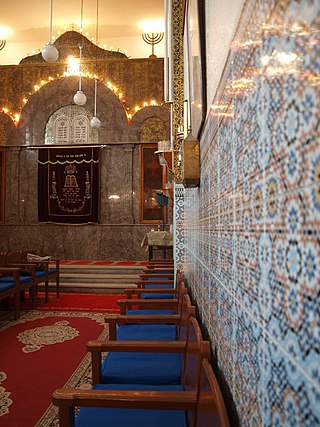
(142, 32), (164, 58)
(0, 39), (6, 51)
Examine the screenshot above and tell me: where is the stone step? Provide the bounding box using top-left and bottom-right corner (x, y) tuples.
(56, 263), (143, 292)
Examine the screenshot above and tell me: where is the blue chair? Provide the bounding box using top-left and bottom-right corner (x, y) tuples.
(6, 250), (60, 302)
(53, 343), (230, 426)
(88, 316), (207, 386)
(106, 293), (195, 342)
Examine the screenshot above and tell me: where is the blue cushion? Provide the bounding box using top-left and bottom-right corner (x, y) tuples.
(0, 275), (32, 285)
(101, 352), (182, 385)
(48, 268), (57, 274)
(142, 293), (174, 299)
(76, 384), (186, 427)
(35, 271), (47, 278)
(126, 310), (175, 316)
(116, 324), (177, 341)
(147, 277), (173, 281)
(0, 281), (15, 292)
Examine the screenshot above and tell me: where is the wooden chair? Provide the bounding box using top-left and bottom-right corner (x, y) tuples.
(0, 252), (36, 310)
(22, 250), (60, 298)
(53, 334), (229, 426)
(7, 250), (49, 301)
(87, 316), (208, 386)
(106, 293), (196, 341)
(6, 250), (60, 301)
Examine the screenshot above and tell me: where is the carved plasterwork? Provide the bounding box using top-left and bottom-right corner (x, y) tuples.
(172, 0), (184, 182)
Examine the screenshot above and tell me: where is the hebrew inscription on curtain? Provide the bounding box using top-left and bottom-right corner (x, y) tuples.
(38, 148), (99, 224)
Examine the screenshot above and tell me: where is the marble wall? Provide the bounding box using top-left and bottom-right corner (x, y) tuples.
(177, 0), (319, 425)
(0, 143), (172, 260)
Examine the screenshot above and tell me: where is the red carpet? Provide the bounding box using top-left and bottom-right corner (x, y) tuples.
(21, 292), (125, 313)
(0, 311), (107, 426)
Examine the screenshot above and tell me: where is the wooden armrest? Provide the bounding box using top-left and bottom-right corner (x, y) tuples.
(125, 288), (179, 299)
(118, 298), (178, 305)
(52, 388), (197, 410)
(118, 298), (178, 315)
(136, 280), (174, 284)
(87, 340), (186, 353)
(0, 267), (21, 272)
(105, 314), (180, 324)
(7, 263), (37, 273)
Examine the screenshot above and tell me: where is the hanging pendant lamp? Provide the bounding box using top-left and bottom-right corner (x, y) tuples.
(42, 0), (59, 62)
(90, 1), (101, 129)
(91, 78), (101, 128)
(73, 44), (87, 106)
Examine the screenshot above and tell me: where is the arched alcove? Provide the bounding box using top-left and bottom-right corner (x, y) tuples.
(129, 106), (170, 142)
(18, 76), (129, 145)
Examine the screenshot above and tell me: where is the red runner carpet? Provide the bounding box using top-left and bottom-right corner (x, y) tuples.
(0, 311), (107, 426)
(26, 292), (125, 313)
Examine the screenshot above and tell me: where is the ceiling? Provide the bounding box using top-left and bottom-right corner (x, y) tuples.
(0, 0), (164, 65)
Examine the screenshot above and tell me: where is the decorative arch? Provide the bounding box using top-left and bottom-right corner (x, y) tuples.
(140, 117), (167, 142)
(18, 76), (129, 145)
(129, 106), (170, 142)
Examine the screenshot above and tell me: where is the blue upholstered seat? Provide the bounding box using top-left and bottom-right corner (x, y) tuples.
(0, 274), (34, 286)
(0, 280), (16, 292)
(75, 384), (186, 427)
(100, 352), (183, 385)
(116, 324), (177, 341)
(142, 292), (174, 299)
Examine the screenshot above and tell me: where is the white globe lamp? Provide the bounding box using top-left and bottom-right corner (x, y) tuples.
(73, 90), (87, 106)
(90, 116), (101, 129)
(41, 42), (59, 62)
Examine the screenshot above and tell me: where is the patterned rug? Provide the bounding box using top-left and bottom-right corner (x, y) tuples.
(0, 310), (108, 426)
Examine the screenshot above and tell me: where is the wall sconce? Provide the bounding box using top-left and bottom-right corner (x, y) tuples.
(182, 132), (200, 187)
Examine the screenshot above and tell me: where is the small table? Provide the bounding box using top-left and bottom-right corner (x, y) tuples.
(141, 231), (173, 260)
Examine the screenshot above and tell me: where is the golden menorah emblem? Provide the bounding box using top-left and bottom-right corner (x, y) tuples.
(142, 32), (164, 58)
(0, 39), (6, 51)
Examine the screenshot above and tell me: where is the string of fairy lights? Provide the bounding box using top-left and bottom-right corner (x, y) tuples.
(0, 71), (161, 125)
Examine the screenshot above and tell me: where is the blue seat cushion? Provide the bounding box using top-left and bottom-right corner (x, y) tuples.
(76, 384), (186, 427)
(48, 268), (57, 275)
(116, 324), (177, 341)
(0, 280), (15, 292)
(126, 310), (175, 315)
(0, 275), (32, 285)
(101, 352), (183, 385)
(142, 293), (174, 299)
(147, 276), (173, 281)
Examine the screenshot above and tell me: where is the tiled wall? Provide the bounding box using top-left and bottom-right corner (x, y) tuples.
(177, 0), (319, 425)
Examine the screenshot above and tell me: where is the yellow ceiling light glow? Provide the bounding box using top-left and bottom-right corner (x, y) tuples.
(140, 19), (164, 33)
